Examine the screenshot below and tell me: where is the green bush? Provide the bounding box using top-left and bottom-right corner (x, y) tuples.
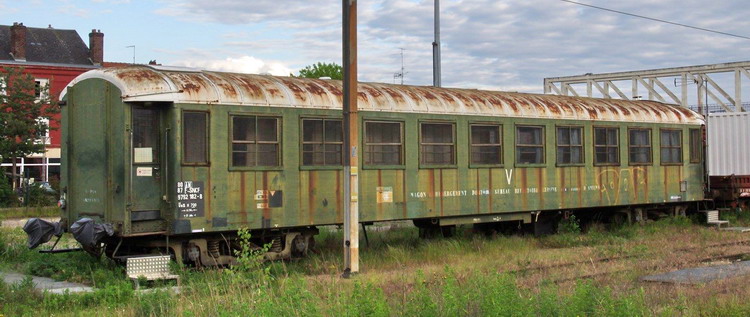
(0, 174), (17, 207)
(558, 215), (581, 234)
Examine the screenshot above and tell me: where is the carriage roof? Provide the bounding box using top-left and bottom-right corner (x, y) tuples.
(64, 65), (703, 125)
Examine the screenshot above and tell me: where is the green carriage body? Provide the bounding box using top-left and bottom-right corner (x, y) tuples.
(58, 66), (704, 260)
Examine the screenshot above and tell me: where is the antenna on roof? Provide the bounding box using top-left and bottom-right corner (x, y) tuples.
(126, 45), (135, 64)
(393, 48), (407, 85)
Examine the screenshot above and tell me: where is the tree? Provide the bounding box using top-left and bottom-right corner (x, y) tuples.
(294, 62), (343, 80)
(0, 67), (59, 189)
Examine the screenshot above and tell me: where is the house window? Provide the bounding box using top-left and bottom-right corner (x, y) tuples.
(420, 122), (455, 165)
(231, 116), (280, 167)
(470, 124), (502, 165)
(364, 121), (402, 165)
(628, 129), (651, 165)
(516, 126), (544, 164)
(34, 78), (49, 100)
(302, 118), (343, 166)
(594, 127), (619, 165)
(183, 111), (208, 164)
(689, 128), (701, 163)
(661, 129), (682, 164)
(556, 126), (583, 164)
(35, 117), (51, 145)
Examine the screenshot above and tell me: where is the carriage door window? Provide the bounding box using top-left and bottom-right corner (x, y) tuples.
(183, 111), (208, 164)
(689, 128), (701, 163)
(133, 108), (159, 164)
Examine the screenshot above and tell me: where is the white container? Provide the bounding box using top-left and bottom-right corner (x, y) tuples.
(708, 112), (750, 176)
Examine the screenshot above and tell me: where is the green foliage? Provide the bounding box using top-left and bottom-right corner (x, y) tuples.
(558, 214), (581, 234)
(230, 227), (272, 285)
(18, 183), (56, 207)
(0, 174), (15, 207)
(294, 62), (343, 80)
(0, 67), (59, 184)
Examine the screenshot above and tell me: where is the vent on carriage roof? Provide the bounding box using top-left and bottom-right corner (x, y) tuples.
(0, 23), (100, 66)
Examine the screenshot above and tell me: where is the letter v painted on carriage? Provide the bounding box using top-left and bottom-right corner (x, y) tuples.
(505, 169), (513, 185)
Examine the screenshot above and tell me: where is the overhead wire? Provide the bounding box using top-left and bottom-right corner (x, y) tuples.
(560, 0), (750, 40)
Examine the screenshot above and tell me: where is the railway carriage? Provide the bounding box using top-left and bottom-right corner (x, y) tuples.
(26, 65), (705, 265)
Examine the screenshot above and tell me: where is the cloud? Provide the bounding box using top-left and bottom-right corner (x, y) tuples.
(56, 4), (90, 18)
(154, 0), (338, 26)
(174, 55), (293, 76)
(153, 0), (750, 93)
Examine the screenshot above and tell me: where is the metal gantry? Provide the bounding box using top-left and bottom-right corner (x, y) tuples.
(544, 61), (750, 112)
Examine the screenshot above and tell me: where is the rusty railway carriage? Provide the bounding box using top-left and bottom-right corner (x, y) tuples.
(44, 65), (704, 265)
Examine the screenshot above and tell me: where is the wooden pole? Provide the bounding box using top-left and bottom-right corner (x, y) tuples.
(342, 0), (359, 277)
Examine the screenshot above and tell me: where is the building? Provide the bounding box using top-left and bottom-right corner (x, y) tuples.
(0, 22), (103, 185)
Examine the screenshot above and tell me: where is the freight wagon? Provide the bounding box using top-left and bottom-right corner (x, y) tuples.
(707, 112), (750, 203)
(25, 65), (706, 265)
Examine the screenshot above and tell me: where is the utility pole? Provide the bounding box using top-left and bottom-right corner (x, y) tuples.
(433, 0), (441, 87)
(342, 0), (359, 277)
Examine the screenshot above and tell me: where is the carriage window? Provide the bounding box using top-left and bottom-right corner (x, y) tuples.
(516, 126), (544, 164)
(364, 121), (402, 165)
(628, 129), (651, 165)
(231, 116), (280, 167)
(470, 125), (502, 165)
(661, 129), (682, 164)
(132, 107), (159, 163)
(689, 129), (701, 163)
(594, 127), (619, 165)
(421, 123), (455, 165)
(556, 126), (583, 164)
(183, 111), (208, 164)
(302, 118), (343, 166)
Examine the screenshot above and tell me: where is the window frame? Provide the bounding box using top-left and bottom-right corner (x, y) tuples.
(593, 126), (620, 166)
(555, 125), (584, 166)
(300, 117), (344, 170)
(627, 127), (652, 166)
(660, 128), (683, 165)
(228, 114), (282, 170)
(689, 128), (702, 164)
(363, 120), (405, 169)
(469, 123), (503, 168)
(34, 78), (50, 101)
(419, 121), (457, 168)
(181, 110), (210, 166)
(515, 125), (546, 166)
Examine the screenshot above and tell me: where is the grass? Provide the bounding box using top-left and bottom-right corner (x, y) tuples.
(3, 216), (750, 316)
(0, 206), (61, 221)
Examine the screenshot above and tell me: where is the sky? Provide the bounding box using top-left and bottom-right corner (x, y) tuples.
(2, 0), (749, 93)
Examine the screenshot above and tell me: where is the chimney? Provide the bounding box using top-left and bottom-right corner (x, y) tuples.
(89, 29), (104, 65)
(10, 22), (26, 61)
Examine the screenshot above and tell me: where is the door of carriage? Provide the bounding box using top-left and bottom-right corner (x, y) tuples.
(128, 104), (167, 234)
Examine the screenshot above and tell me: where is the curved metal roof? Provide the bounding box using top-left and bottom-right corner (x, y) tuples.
(63, 65), (703, 124)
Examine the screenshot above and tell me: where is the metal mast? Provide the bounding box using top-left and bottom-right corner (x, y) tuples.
(432, 0), (441, 87)
(342, 0), (359, 277)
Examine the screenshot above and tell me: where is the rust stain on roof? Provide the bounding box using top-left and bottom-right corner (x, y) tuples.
(78, 66), (705, 125)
